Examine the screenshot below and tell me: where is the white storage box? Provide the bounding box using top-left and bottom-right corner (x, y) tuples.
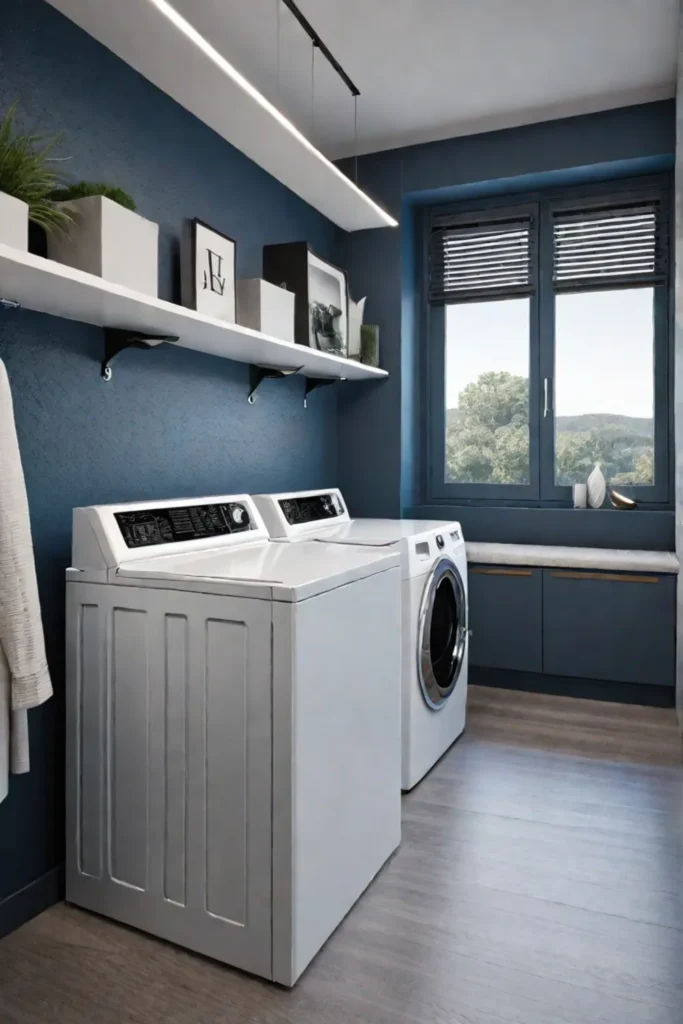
(48, 195), (159, 297)
(236, 278), (295, 343)
(0, 191), (28, 251)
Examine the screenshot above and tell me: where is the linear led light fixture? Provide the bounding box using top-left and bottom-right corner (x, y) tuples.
(148, 0), (399, 229)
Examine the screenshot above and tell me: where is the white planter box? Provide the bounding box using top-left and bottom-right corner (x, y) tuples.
(236, 278), (295, 343)
(48, 196), (158, 297)
(0, 191), (29, 251)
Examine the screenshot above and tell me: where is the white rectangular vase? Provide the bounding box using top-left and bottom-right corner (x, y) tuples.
(236, 278), (295, 342)
(0, 191), (29, 251)
(48, 196), (159, 297)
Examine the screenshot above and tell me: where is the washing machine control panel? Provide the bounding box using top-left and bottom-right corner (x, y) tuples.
(279, 493), (345, 526)
(114, 502), (252, 549)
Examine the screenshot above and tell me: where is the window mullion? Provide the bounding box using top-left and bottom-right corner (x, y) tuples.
(538, 199), (557, 501)
(528, 203), (542, 501)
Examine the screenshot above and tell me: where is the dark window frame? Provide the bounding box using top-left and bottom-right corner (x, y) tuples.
(422, 174), (672, 508)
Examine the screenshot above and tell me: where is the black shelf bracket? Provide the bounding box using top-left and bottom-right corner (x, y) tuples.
(248, 364), (303, 404)
(304, 376), (342, 408)
(102, 328), (179, 381)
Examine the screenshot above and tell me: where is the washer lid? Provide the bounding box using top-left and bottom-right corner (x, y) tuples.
(313, 519), (461, 543)
(115, 540), (400, 602)
(309, 519), (465, 579)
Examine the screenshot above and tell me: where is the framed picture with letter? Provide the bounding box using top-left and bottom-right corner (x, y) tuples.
(181, 218), (236, 323)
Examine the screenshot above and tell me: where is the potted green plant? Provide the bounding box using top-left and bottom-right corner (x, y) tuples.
(47, 180), (159, 297)
(0, 101), (71, 251)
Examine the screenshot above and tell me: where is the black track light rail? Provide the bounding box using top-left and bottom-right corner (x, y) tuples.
(279, 0), (360, 98)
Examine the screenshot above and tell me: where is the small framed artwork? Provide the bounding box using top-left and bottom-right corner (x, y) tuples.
(262, 241), (349, 357)
(181, 218), (236, 322)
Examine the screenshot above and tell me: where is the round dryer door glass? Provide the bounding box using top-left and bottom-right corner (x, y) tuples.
(417, 557), (467, 710)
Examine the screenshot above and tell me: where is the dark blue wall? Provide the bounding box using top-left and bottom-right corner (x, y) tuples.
(0, 0), (340, 924)
(338, 101), (676, 527)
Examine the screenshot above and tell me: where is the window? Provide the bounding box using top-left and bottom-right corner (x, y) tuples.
(445, 298), (530, 486)
(426, 179), (670, 504)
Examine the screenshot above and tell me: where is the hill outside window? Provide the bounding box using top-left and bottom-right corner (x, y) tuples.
(425, 179), (670, 505)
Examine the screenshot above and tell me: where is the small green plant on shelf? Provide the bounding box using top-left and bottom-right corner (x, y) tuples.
(51, 181), (136, 211)
(0, 100), (72, 232)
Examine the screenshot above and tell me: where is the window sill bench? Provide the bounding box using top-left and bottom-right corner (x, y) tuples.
(466, 542), (679, 575)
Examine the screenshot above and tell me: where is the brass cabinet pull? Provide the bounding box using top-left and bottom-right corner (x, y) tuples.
(549, 570), (659, 584)
(472, 567), (533, 577)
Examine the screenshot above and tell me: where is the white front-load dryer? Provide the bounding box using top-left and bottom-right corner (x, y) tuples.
(402, 527), (468, 790)
(252, 490), (468, 790)
(65, 494), (402, 985)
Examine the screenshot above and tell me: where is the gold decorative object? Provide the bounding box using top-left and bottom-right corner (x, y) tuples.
(608, 488), (637, 510)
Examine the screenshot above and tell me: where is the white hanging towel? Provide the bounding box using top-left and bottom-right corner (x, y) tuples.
(0, 358), (52, 803)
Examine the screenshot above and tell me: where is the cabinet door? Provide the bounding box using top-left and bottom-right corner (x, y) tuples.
(66, 583), (273, 977)
(542, 569), (676, 686)
(468, 565), (543, 673)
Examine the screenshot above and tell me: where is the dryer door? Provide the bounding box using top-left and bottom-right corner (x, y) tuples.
(417, 557), (467, 710)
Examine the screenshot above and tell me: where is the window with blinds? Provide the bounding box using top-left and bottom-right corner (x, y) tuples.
(429, 214), (536, 304)
(552, 200), (667, 291)
(425, 179), (671, 504)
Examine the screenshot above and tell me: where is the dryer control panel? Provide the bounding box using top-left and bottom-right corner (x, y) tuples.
(253, 489), (351, 539)
(115, 502), (252, 549)
(71, 494), (269, 575)
(279, 493), (344, 527)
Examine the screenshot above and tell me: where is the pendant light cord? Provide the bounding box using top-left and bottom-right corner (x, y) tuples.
(275, 0), (281, 95)
(354, 95), (359, 184)
(311, 42), (316, 137)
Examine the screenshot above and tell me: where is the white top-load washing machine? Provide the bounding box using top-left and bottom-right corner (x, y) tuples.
(65, 494), (401, 985)
(252, 490), (468, 791)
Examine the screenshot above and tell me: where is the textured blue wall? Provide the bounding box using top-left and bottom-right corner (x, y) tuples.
(0, 0), (340, 917)
(338, 101), (676, 522)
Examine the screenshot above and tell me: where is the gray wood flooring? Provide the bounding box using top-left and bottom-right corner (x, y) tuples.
(1, 686), (682, 1023)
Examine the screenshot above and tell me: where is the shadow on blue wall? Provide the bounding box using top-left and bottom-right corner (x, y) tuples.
(0, 0), (340, 916)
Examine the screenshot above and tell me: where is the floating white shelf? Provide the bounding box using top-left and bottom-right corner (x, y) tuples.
(45, 0), (397, 233)
(0, 245), (387, 384)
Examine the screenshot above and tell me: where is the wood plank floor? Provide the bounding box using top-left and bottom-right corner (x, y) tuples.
(1, 686), (682, 1024)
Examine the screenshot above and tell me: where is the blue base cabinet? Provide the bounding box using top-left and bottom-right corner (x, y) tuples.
(468, 563), (676, 702)
(542, 569), (676, 686)
(468, 567), (543, 673)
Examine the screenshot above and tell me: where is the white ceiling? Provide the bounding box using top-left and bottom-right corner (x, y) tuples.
(47, 0), (398, 229)
(173, 0), (679, 159)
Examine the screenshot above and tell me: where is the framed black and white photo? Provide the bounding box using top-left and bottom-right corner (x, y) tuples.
(181, 218), (236, 322)
(262, 241), (349, 357)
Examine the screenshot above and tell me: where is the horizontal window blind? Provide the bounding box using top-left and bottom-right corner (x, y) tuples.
(553, 200), (667, 291)
(429, 215), (535, 304)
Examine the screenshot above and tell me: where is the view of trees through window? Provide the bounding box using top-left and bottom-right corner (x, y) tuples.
(445, 298), (530, 485)
(446, 371), (529, 484)
(444, 289), (655, 488)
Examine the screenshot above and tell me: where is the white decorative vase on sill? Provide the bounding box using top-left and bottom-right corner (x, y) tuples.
(0, 190), (29, 250)
(47, 195), (159, 297)
(587, 462), (607, 509)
